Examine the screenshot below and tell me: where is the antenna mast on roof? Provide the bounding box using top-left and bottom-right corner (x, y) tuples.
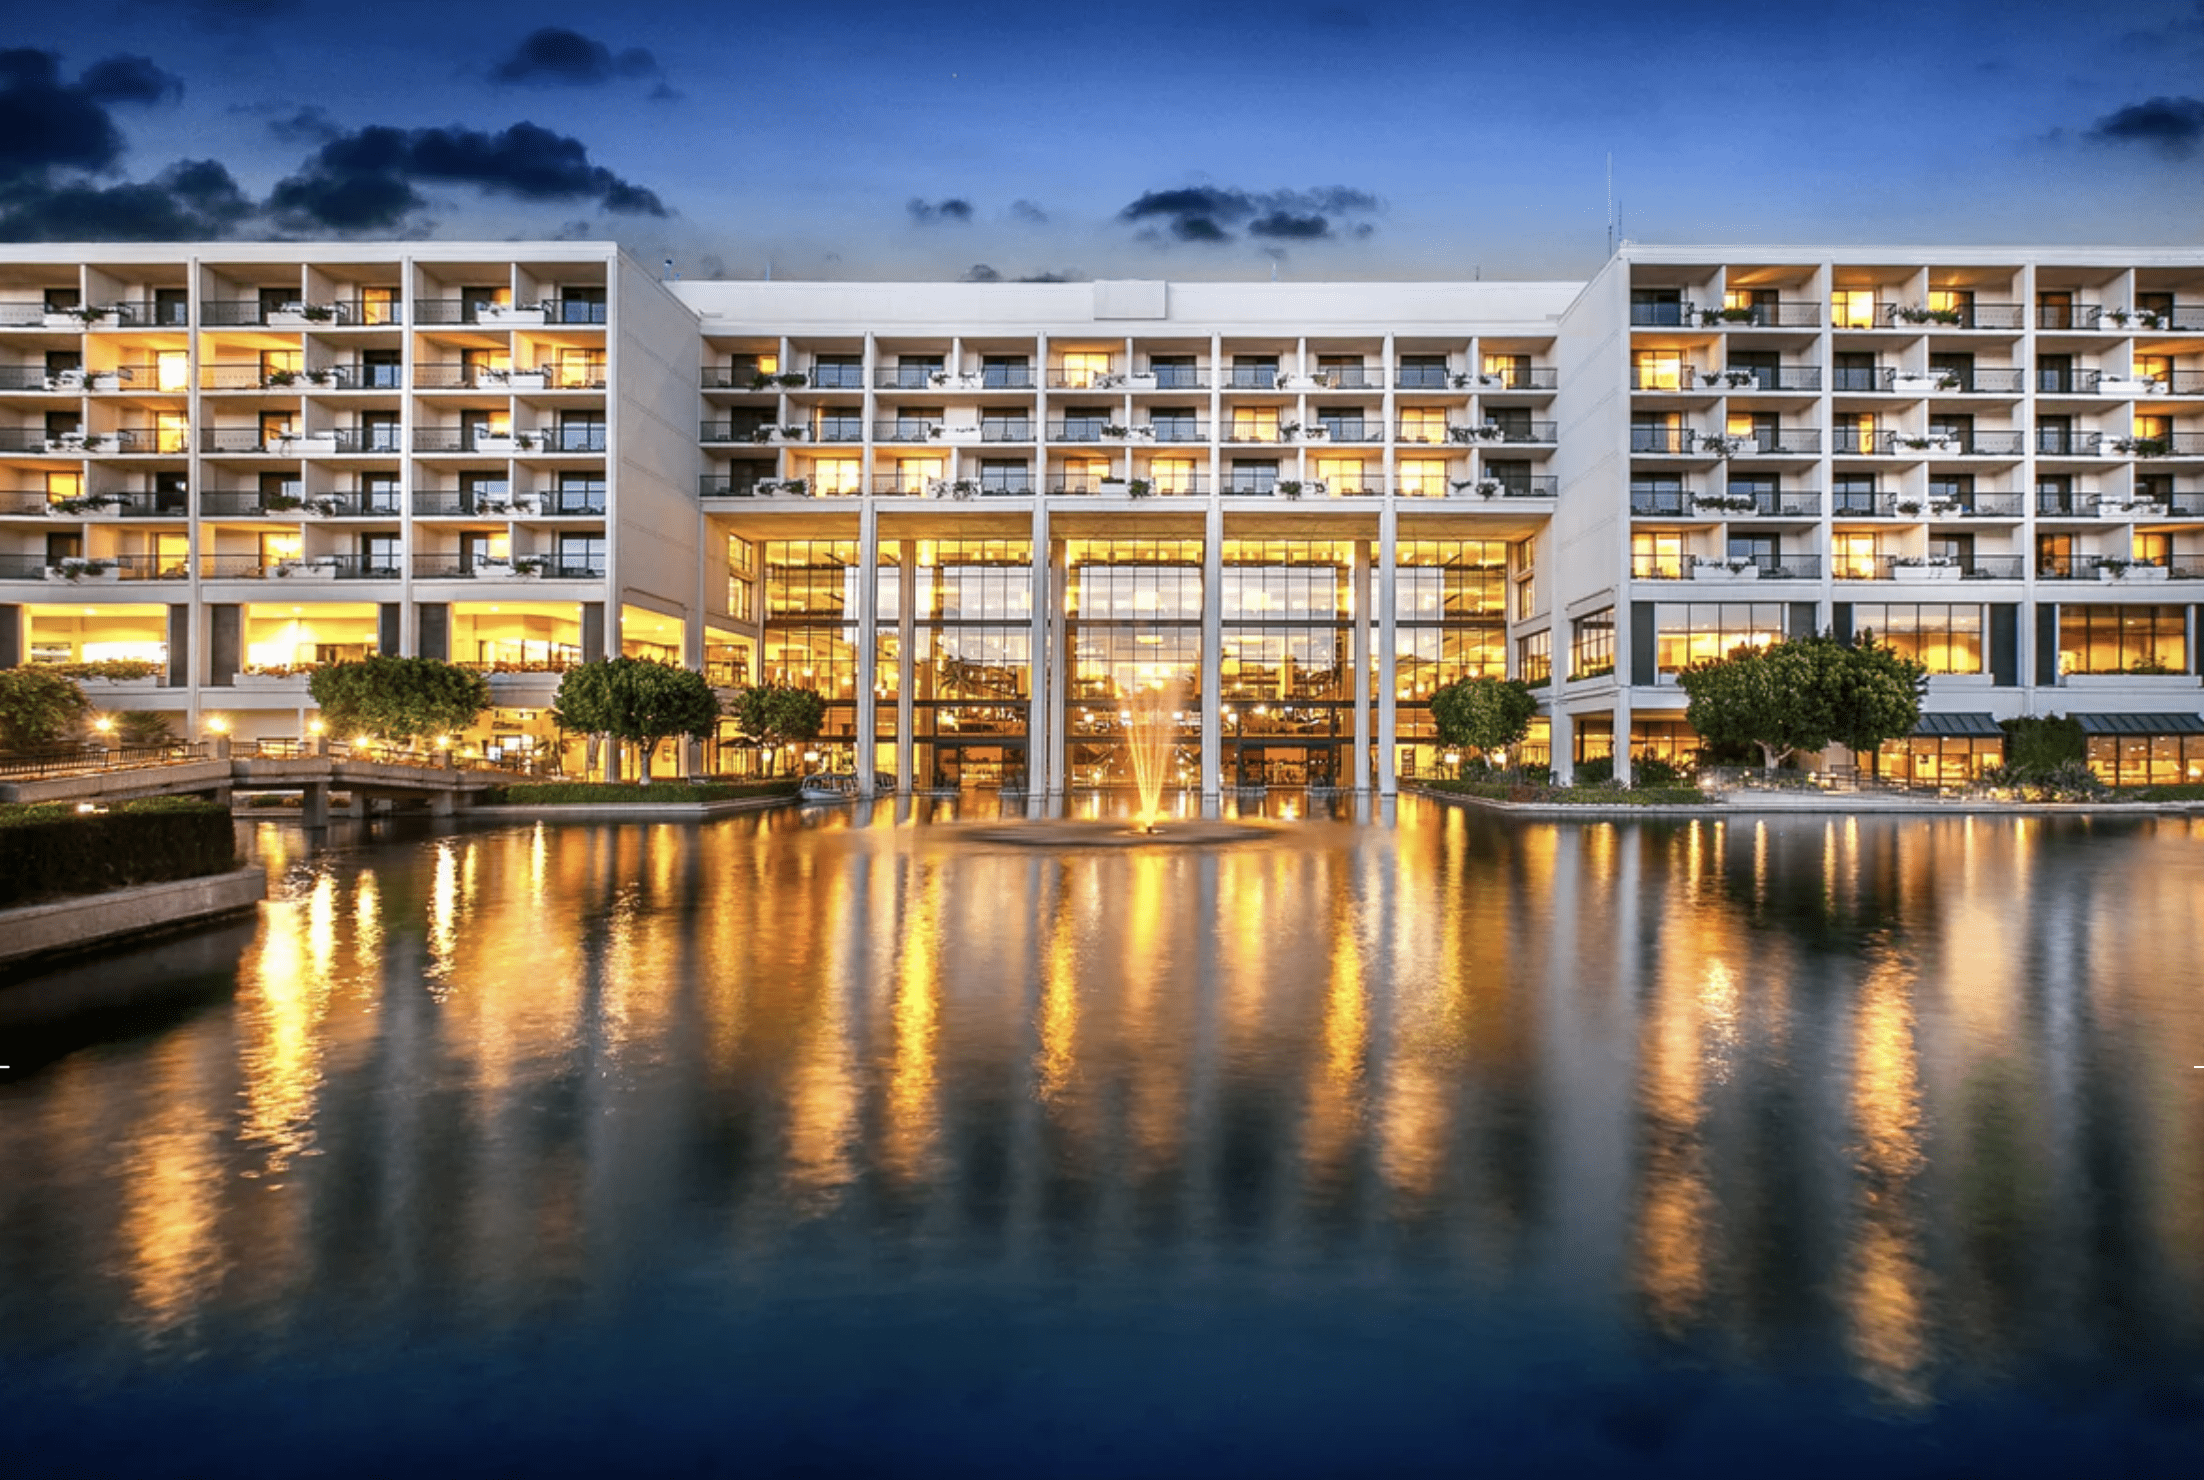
(1606, 154), (1615, 257)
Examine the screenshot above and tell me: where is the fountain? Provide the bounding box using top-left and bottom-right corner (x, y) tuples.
(1124, 675), (1180, 834)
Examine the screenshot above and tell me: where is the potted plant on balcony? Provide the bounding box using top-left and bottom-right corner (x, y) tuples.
(1471, 478), (1505, 499)
(512, 555), (548, 577)
(1277, 480), (1305, 500)
(1276, 421), (1302, 441)
(61, 304), (117, 328)
(49, 491), (121, 515)
(1100, 423), (1131, 439)
(263, 490), (306, 512)
(55, 556), (118, 582)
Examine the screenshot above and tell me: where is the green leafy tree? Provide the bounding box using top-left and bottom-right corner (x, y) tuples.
(553, 657), (722, 782)
(1428, 674), (1540, 772)
(1679, 632), (1926, 775)
(725, 683), (828, 777)
(308, 655), (491, 749)
(1826, 630), (1929, 770)
(0, 667), (91, 754)
(114, 710), (179, 747)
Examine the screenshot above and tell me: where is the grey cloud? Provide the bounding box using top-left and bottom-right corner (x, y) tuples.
(2086, 95), (2204, 157)
(492, 28), (666, 88)
(0, 158), (254, 241)
(269, 121), (669, 231)
(909, 197), (975, 225)
(0, 49), (182, 186)
(1118, 184), (1382, 245)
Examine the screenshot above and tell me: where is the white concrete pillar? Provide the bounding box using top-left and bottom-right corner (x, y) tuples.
(1351, 539), (1371, 792)
(1201, 502), (1224, 814)
(1047, 539), (1069, 802)
(1552, 709), (1575, 785)
(1376, 506), (1398, 795)
(896, 539), (915, 793)
(854, 502), (878, 790)
(1612, 691), (1633, 786)
(1027, 502), (1050, 809)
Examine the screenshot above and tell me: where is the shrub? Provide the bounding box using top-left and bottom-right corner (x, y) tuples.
(1573, 755), (1615, 786)
(0, 798), (236, 907)
(0, 667), (91, 753)
(1997, 715), (2085, 775)
(481, 779), (800, 806)
(1630, 754), (1688, 788)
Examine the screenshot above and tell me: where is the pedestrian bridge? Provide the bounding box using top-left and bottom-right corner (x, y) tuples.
(0, 741), (501, 823)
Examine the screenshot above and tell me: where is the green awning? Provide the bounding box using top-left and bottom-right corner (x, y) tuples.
(1911, 712), (2003, 738)
(2073, 712), (2204, 736)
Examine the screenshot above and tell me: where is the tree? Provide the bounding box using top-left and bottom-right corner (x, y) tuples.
(114, 710), (179, 747)
(1428, 674), (1539, 771)
(1677, 632), (1926, 775)
(0, 667), (90, 754)
(552, 657), (722, 782)
(308, 656), (491, 749)
(1825, 630), (1929, 769)
(725, 683), (828, 776)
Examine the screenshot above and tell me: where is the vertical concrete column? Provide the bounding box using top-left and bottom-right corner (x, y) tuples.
(896, 539), (916, 794)
(855, 500), (879, 792)
(1047, 539), (1069, 804)
(300, 782), (328, 828)
(1376, 505), (1398, 795)
(1612, 692), (1633, 786)
(1351, 541), (1371, 792)
(1201, 501), (1224, 815)
(1552, 709), (1575, 786)
(1027, 502), (1050, 811)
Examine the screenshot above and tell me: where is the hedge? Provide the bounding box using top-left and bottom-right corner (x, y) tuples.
(0, 797), (237, 907)
(1419, 778), (1711, 807)
(480, 779), (801, 806)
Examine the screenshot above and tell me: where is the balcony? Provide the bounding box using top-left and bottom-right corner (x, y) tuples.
(1891, 431), (2026, 457)
(1700, 302), (1822, 329)
(332, 427), (404, 455)
(1833, 367), (1898, 393)
(1928, 493), (2025, 518)
(1481, 420), (1557, 445)
(2035, 429), (2104, 457)
(2035, 304), (2104, 331)
(1046, 422), (1111, 443)
(1845, 555), (2020, 582)
(870, 421), (939, 444)
(1464, 474), (1559, 499)
(978, 419), (1038, 441)
(1728, 429), (1821, 456)
(1939, 368), (2028, 395)
(1631, 427), (1695, 454)
(1872, 303), (2025, 330)
(1305, 367), (1377, 390)
(2114, 431), (2204, 457)
(1307, 420), (1380, 444)
(698, 474), (778, 499)
(199, 554), (401, 581)
(1831, 491), (1901, 518)
(1392, 366), (1454, 390)
(805, 364), (865, 390)
(1730, 366), (1822, 392)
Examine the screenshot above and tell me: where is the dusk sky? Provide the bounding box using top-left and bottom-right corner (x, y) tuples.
(3, 0), (2200, 281)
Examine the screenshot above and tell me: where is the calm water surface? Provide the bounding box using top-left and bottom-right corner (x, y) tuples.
(2, 800), (2202, 1477)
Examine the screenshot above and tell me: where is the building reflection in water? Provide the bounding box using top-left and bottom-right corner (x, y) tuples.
(1, 804), (2200, 1420)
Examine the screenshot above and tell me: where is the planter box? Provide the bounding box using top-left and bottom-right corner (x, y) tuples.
(1691, 564), (1760, 582)
(235, 671), (308, 687)
(471, 435), (518, 454)
(1891, 564), (1962, 583)
(270, 565), (336, 581)
(52, 567), (121, 583)
(272, 434), (338, 455)
(2101, 565), (2170, 583)
(1891, 374), (1953, 394)
(928, 425), (981, 443)
(43, 437), (87, 454)
(506, 372), (548, 391)
(43, 312), (86, 330)
(478, 305), (546, 326)
(267, 309), (335, 329)
(1121, 373), (1158, 391)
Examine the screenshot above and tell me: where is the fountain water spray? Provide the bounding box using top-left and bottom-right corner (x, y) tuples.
(1125, 674), (1182, 833)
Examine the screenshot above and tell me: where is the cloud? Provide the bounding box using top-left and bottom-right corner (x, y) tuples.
(960, 263), (1002, 282)
(0, 49), (183, 186)
(908, 197), (974, 225)
(1118, 184), (1381, 245)
(1010, 198), (1048, 223)
(491, 27), (667, 90)
(269, 122), (668, 230)
(265, 104), (339, 144)
(2085, 95), (2204, 157)
(0, 158), (254, 241)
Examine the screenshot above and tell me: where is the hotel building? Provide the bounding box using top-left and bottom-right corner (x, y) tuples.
(3, 243), (2201, 791)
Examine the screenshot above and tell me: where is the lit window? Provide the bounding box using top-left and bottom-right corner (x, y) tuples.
(1634, 350), (1684, 391)
(1632, 530), (1687, 579)
(155, 350), (188, 393)
(1398, 407), (1448, 444)
(1396, 458), (1447, 498)
(1832, 289), (1877, 330)
(1059, 351), (1111, 389)
(1150, 458), (1198, 494)
(813, 458), (862, 495)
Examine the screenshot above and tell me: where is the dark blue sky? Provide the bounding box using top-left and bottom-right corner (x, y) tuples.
(3, 0), (2200, 279)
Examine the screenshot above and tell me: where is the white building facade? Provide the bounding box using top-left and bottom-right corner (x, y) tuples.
(3, 243), (2200, 791)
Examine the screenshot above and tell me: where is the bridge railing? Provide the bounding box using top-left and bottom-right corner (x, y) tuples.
(0, 742), (210, 781)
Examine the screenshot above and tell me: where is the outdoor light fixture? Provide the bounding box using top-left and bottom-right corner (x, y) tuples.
(93, 716), (114, 733)
(205, 716), (228, 734)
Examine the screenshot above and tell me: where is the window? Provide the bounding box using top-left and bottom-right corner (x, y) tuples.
(1928, 288), (1974, 327)
(2036, 415), (2077, 456)
(1633, 349), (1685, 391)
(554, 473), (605, 514)
(1631, 475), (1686, 515)
(1630, 288), (1684, 327)
(812, 458), (862, 495)
(556, 286), (607, 324)
(362, 473), (401, 514)
(1517, 629), (1551, 685)
(1149, 458), (1198, 495)
(812, 354), (863, 390)
(1570, 608), (1615, 680)
(727, 536), (756, 619)
(2058, 605), (2186, 674)
(362, 349), (402, 389)
(2037, 290), (2075, 331)
(557, 413), (606, 453)
(2037, 354), (2074, 395)
(1150, 405), (1201, 442)
(2036, 532), (2074, 578)
(1834, 412), (1879, 455)
(361, 411), (401, 453)
(1396, 459), (1448, 498)
(981, 356), (1032, 389)
(1833, 531), (1882, 580)
(557, 534), (608, 577)
(2132, 530), (2172, 568)
(1851, 603), (1985, 673)
(1833, 352), (1880, 393)
(1832, 289), (1877, 330)
(1229, 405), (1279, 443)
(978, 459), (1031, 493)
(553, 349), (605, 389)
(892, 457), (944, 493)
(458, 471), (506, 511)
(359, 286), (399, 326)
(1631, 412), (1685, 454)
(1059, 351), (1112, 389)
(980, 409), (1033, 442)
(889, 355), (943, 389)
(1227, 461), (1279, 494)
(1482, 353), (1529, 387)
(1486, 460), (1536, 496)
(1397, 407), (1448, 444)
(1314, 457), (1365, 495)
(1930, 352), (1975, 391)
(1654, 603), (1787, 676)
(360, 534), (401, 575)
(1395, 354), (1448, 389)
(1632, 530), (1687, 579)
(1150, 355), (1200, 389)
(1928, 474), (1974, 510)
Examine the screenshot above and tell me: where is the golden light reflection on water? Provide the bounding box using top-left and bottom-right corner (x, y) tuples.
(1845, 956), (1932, 1408)
(11, 805), (2201, 1404)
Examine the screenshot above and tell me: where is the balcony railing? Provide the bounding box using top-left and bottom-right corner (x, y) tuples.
(1046, 422), (1111, 442)
(332, 427), (404, 454)
(1306, 367), (1378, 390)
(1313, 421), (1385, 443)
(1831, 491), (1900, 517)
(1701, 302), (1823, 328)
(1392, 366), (1454, 390)
(1928, 493), (2025, 518)
(1944, 368), (2028, 394)
(1631, 427), (1694, 454)
(874, 367), (946, 389)
(1149, 368), (1209, 390)
(805, 365), (864, 390)
(1221, 368), (1281, 390)
(2035, 429), (2103, 456)
(1473, 475), (1560, 498)
(1733, 429), (1821, 455)
(1833, 430), (1901, 456)
(0, 553), (50, 578)
(1632, 364), (1697, 391)
(1477, 366), (1558, 390)
(871, 421), (937, 443)
(1484, 421), (1557, 444)
(1047, 369), (1120, 390)
(2035, 556), (2111, 580)
(699, 475), (777, 499)
(1631, 487), (1693, 515)
(1731, 366), (1823, 392)
(979, 420), (1037, 441)
(2036, 304), (2103, 331)
(1833, 367), (1898, 393)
